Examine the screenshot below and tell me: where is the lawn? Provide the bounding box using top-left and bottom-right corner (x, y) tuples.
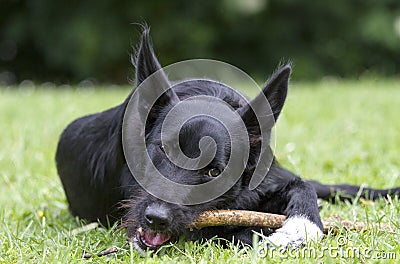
(1, 79), (399, 263)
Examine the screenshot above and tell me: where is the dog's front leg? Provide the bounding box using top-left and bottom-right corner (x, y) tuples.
(263, 178), (324, 248)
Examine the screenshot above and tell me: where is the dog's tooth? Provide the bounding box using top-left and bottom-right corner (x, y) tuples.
(138, 227), (144, 235)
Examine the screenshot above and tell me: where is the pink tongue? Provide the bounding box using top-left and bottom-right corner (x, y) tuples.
(143, 231), (171, 247)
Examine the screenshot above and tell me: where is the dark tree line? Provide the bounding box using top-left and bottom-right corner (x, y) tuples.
(1, 0), (400, 84)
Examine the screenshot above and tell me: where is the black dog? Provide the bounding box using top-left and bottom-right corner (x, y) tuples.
(56, 28), (400, 253)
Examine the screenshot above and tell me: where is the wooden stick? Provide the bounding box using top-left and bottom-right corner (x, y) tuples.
(83, 246), (119, 259)
(190, 210), (286, 230)
(189, 210), (395, 234)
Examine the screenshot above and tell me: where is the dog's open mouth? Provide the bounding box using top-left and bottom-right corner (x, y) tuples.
(133, 227), (171, 252)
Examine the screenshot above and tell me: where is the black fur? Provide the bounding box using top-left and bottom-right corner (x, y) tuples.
(56, 27), (400, 251)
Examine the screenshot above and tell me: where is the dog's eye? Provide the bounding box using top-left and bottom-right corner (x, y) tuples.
(207, 168), (221, 177)
(159, 145), (165, 153)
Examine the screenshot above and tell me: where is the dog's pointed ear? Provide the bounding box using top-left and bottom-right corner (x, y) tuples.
(259, 64), (290, 122)
(237, 64), (291, 139)
(132, 27), (179, 107)
(134, 27), (167, 87)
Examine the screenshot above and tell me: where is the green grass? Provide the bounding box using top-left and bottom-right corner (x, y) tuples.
(1, 79), (399, 263)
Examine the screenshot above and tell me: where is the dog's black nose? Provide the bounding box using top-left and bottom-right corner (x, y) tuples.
(144, 204), (172, 230)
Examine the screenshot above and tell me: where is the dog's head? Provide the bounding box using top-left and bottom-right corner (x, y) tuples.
(123, 28), (291, 252)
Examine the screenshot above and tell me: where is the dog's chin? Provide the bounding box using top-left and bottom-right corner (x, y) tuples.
(132, 227), (172, 254)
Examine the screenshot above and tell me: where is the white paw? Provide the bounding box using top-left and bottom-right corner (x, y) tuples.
(264, 215), (323, 248)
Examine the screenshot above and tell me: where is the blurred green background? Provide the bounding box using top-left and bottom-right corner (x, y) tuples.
(1, 0), (400, 85)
